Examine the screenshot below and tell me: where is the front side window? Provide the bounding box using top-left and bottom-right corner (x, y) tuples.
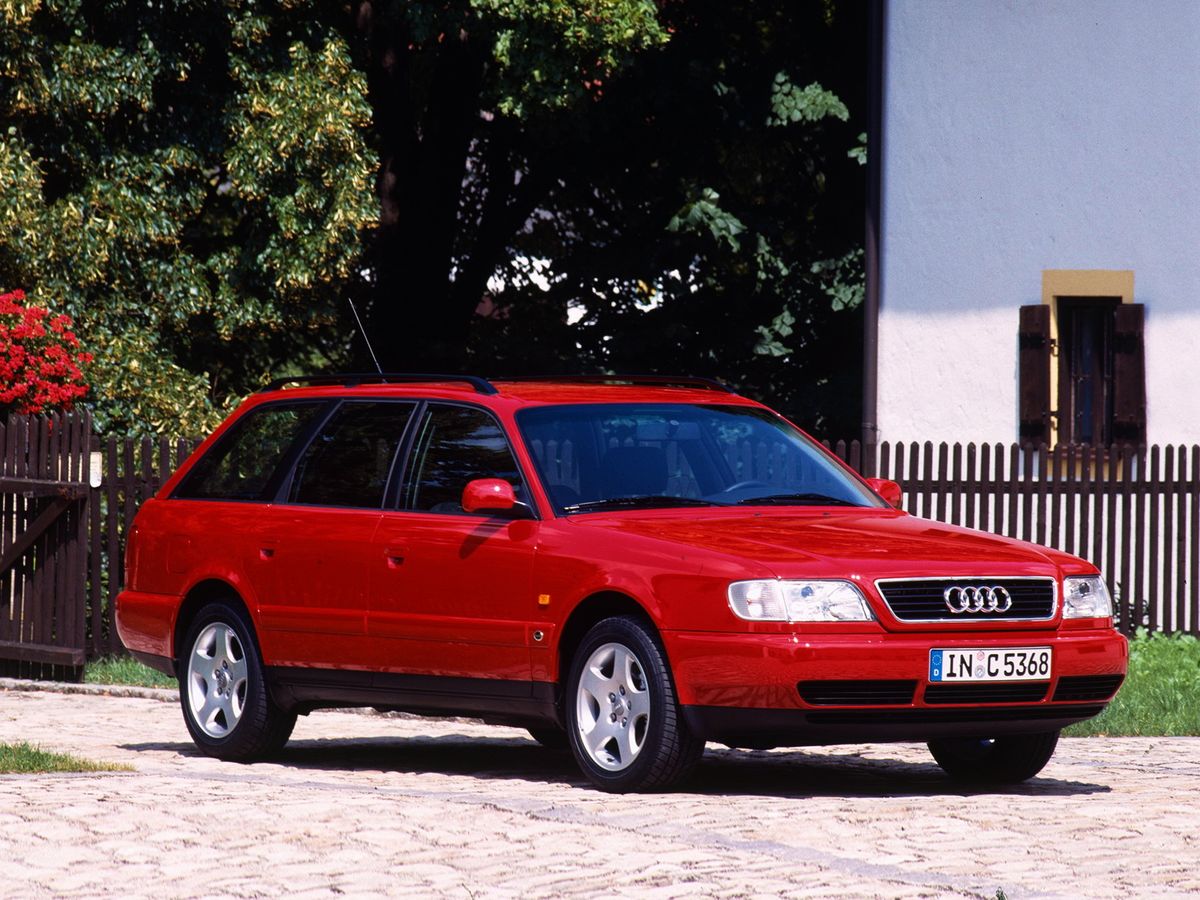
(518, 403), (880, 513)
(175, 401), (325, 501)
(403, 405), (527, 515)
(287, 402), (414, 508)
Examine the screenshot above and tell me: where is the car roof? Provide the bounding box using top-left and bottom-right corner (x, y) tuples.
(251, 374), (763, 408)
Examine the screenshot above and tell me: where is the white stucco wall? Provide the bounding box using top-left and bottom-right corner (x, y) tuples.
(879, 0), (1200, 446)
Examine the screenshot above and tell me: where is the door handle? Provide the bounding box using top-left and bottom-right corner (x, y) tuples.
(259, 539), (278, 561)
(384, 545), (408, 568)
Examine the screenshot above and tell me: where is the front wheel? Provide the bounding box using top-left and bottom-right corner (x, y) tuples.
(927, 730), (1060, 784)
(179, 601), (296, 761)
(566, 616), (703, 792)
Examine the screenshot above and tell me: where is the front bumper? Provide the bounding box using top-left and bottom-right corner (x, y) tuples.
(664, 627), (1127, 745)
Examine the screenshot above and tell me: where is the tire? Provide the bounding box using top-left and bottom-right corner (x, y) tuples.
(565, 615), (703, 792)
(527, 727), (570, 751)
(927, 730), (1060, 784)
(178, 601), (296, 761)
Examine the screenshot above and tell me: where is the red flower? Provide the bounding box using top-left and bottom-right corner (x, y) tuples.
(0, 290), (90, 416)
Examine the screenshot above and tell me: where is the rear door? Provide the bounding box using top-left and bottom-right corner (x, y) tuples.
(253, 400), (416, 668)
(368, 402), (538, 686)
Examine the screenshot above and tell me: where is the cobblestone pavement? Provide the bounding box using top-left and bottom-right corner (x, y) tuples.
(1, 685), (1198, 899)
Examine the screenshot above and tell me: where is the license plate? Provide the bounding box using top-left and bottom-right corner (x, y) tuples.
(929, 647), (1052, 682)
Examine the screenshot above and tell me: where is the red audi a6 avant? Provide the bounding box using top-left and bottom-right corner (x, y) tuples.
(116, 375), (1127, 792)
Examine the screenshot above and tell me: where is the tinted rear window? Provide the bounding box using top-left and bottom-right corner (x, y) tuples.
(175, 401), (325, 501)
(287, 402), (414, 508)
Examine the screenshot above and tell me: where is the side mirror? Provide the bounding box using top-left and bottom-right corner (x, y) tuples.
(865, 477), (903, 509)
(462, 478), (518, 514)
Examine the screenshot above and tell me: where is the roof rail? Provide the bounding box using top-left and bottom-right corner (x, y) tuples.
(496, 374), (735, 393)
(259, 373), (498, 395)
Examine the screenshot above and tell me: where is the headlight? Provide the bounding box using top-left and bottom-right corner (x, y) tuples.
(728, 580), (875, 622)
(1062, 575), (1114, 618)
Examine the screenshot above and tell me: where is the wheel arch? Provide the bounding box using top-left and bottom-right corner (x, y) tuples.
(173, 579), (251, 664)
(555, 590), (658, 685)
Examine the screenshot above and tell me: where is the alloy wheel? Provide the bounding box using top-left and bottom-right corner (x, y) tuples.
(574, 641), (651, 772)
(186, 622), (249, 738)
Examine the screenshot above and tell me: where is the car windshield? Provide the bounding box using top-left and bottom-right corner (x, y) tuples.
(516, 403), (881, 513)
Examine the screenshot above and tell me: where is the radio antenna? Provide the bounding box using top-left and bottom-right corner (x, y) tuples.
(346, 295), (383, 375)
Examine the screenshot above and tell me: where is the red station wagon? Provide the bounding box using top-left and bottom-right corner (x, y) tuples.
(116, 374), (1128, 792)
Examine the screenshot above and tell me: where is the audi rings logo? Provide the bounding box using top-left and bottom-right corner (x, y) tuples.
(942, 585), (1013, 614)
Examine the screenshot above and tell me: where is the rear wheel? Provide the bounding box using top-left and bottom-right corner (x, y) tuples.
(179, 601), (296, 761)
(927, 730), (1060, 783)
(566, 615), (703, 792)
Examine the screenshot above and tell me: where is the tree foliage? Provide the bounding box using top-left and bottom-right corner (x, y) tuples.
(0, 0), (375, 433)
(362, 0), (867, 435)
(1, 0), (867, 437)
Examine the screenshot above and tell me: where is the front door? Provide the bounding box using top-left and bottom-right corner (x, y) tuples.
(368, 403), (538, 686)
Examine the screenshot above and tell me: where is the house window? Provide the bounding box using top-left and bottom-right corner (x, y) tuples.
(1018, 270), (1145, 447)
(1057, 297), (1119, 445)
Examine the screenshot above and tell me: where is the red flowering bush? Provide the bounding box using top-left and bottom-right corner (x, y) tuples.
(0, 290), (92, 415)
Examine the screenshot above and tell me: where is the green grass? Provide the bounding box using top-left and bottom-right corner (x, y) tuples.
(83, 655), (176, 689)
(1066, 630), (1200, 736)
(0, 741), (131, 773)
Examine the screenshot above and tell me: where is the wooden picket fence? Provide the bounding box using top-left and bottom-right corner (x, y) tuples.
(0, 413), (91, 677)
(1, 413), (1197, 679)
(87, 433), (199, 663)
(0, 415), (197, 678)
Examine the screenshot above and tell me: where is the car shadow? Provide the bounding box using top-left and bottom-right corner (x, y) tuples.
(119, 734), (1110, 798)
(688, 745), (1110, 798)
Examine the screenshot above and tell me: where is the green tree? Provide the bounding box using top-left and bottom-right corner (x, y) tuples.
(2, 0), (866, 438)
(357, 0), (670, 370)
(0, 0), (376, 433)
(358, 0), (867, 435)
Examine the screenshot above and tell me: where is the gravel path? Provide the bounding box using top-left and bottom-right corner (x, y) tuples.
(1, 684), (1197, 898)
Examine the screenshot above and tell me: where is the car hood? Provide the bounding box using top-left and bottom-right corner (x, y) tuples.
(567, 507), (1068, 579)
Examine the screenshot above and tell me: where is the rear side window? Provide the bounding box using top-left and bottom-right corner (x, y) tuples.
(287, 402), (414, 508)
(403, 404), (526, 515)
(175, 402), (324, 501)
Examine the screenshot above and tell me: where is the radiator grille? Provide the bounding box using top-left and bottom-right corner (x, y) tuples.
(876, 578), (1056, 622)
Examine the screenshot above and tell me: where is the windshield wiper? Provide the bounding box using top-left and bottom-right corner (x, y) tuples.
(562, 495), (724, 513)
(734, 492), (860, 507)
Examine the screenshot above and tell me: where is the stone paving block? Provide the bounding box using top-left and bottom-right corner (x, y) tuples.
(2, 688), (1200, 898)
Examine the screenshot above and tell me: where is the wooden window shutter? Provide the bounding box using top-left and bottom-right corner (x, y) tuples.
(1112, 303), (1146, 446)
(1018, 304), (1051, 445)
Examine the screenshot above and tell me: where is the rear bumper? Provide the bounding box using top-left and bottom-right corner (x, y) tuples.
(115, 589), (179, 660)
(664, 627), (1127, 745)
